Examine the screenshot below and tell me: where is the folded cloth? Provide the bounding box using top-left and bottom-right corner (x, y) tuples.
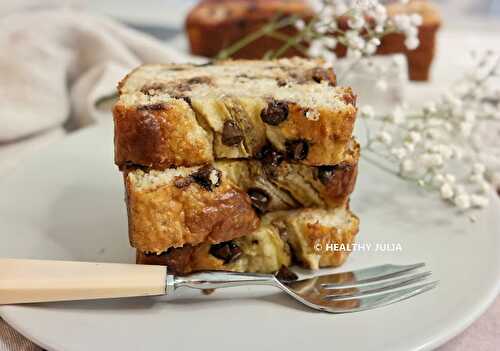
(0, 8), (192, 174)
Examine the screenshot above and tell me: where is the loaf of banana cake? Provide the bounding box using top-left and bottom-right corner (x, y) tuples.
(125, 139), (358, 253)
(185, 0), (441, 81)
(137, 206), (359, 274)
(114, 58), (356, 170)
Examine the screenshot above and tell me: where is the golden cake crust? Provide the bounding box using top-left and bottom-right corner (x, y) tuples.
(126, 169), (260, 253)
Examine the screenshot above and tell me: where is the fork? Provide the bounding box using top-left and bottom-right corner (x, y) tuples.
(0, 259), (437, 312)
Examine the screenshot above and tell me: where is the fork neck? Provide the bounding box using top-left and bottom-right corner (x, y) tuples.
(172, 271), (278, 291)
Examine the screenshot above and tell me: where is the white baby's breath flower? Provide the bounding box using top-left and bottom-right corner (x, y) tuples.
(445, 174), (457, 184)
(320, 37), (337, 49)
(408, 131), (422, 143)
(388, 107), (406, 124)
(454, 193), (471, 210)
(307, 40), (323, 57)
(432, 174), (445, 187)
(404, 142), (416, 153)
(460, 122), (473, 137)
(410, 13), (423, 26)
(404, 36), (420, 50)
(391, 147), (407, 160)
(345, 30), (365, 50)
(401, 159), (415, 174)
(348, 14), (365, 29)
(479, 180), (491, 194)
(294, 19), (306, 30)
(471, 194), (489, 208)
(440, 183), (454, 200)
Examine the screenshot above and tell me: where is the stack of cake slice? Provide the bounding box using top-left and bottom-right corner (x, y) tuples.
(113, 58), (360, 275)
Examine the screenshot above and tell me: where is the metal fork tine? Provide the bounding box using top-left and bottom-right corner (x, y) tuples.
(322, 271), (432, 300)
(320, 262), (426, 289)
(323, 271), (431, 300)
(317, 281), (438, 313)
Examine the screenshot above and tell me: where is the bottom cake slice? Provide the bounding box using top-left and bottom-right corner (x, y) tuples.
(137, 206), (359, 274)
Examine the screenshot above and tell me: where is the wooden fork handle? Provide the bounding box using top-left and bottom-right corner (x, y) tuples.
(0, 258), (166, 304)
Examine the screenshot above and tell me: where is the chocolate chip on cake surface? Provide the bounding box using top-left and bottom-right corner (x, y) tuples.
(285, 139), (309, 161)
(187, 76), (213, 85)
(247, 187), (271, 213)
(275, 265), (298, 282)
(221, 120), (244, 146)
(276, 78), (287, 87)
(137, 103), (165, 111)
(317, 164), (351, 185)
(140, 82), (165, 96)
(257, 144), (284, 167)
(308, 67), (336, 86)
(191, 165), (221, 191)
(174, 176), (194, 188)
(209, 241), (242, 263)
(342, 92), (357, 106)
(261, 100), (289, 125)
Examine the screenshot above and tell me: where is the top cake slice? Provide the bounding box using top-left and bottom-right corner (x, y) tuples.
(114, 58), (357, 169)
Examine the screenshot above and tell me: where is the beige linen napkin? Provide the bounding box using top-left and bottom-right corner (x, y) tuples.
(0, 7), (190, 175)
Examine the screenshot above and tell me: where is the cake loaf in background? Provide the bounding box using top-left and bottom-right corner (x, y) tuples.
(186, 0), (441, 81)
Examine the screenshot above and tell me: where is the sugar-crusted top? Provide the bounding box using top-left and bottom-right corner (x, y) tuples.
(118, 58), (354, 110)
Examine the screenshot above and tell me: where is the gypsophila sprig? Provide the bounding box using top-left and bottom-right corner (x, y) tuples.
(217, 0), (422, 62)
(360, 52), (500, 212)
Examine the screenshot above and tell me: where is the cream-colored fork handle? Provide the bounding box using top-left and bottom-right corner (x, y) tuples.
(0, 259), (166, 304)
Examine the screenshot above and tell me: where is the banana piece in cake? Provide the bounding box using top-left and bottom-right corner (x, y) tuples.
(267, 207), (359, 270)
(137, 222), (291, 275)
(137, 206), (359, 274)
(114, 58), (356, 169)
(126, 140), (358, 253)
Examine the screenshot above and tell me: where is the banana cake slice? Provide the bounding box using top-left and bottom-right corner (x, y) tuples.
(125, 139), (358, 253)
(137, 206), (359, 274)
(114, 58), (357, 169)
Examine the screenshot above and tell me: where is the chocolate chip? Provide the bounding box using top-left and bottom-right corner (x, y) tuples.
(174, 176), (194, 188)
(140, 83), (165, 95)
(317, 165), (337, 185)
(137, 103), (165, 111)
(285, 139), (309, 161)
(209, 241), (242, 263)
(276, 78), (287, 87)
(316, 163), (352, 185)
(251, 239), (259, 245)
(342, 92), (357, 106)
(308, 67), (336, 86)
(187, 76), (213, 85)
(247, 187), (270, 213)
(261, 100), (289, 125)
(175, 82), (192, 92)
(202, 289), (215, 295)
(221, 120), (244, 146)
(257, 144), (284, 167)
(191, 165), (221, 191)
(275, 265), (298, 282)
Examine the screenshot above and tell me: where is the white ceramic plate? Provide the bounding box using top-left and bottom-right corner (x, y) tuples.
(0, 121), (499, 351)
